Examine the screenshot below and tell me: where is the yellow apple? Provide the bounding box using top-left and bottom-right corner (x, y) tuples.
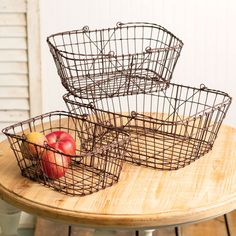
(22, 132), (47, 158)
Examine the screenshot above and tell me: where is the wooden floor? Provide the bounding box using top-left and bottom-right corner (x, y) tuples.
(35, 210), (236, 236)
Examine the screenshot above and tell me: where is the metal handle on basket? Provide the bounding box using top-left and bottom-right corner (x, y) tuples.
(199, 84), (232, 100)
(98, 51), (116, 58)
(200, 84), (207, 90)
(88, 102), (95, 108)
(116, 21), (163, 28)
(69, 25), (90, 34)
(81, 25), (89, 32)
(145, 45), (181, 54)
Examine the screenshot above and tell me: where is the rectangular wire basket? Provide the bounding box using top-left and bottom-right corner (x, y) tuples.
(2, 111), (130, 196)
(64, 83), (232, 170)
(47, 22), (183, 98)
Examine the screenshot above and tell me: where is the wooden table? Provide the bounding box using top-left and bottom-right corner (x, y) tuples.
(0, 125), (236, 236)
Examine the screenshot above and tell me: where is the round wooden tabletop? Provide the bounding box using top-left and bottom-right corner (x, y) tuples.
(0, 125), (236, 229)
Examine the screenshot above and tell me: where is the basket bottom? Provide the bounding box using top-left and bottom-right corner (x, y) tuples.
(21, 161), (119, 196)
(67, 70), (167, 99)
(123, 126), (212, 170)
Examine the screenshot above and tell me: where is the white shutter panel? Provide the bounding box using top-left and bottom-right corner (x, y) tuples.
(0, 0), (41, 141)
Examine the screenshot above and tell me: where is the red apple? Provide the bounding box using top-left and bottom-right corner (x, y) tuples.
(46, 131), (76, 163)
(23, 132), (47, 158)
(41, 149), (69, 179)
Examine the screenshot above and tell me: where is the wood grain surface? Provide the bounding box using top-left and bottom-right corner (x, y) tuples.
(0, 124), (235, 229)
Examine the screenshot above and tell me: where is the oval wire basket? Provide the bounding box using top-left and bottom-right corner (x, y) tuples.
(2, 111), (130, 196)
(64, 83), (232, 170)
(47, 22), (183, 98)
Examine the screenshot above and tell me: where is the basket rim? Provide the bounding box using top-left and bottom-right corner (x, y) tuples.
(48, 45), (183, 61)
(1, 110), (130, 158)
(63, 83), (232, 126)
(64, 82), (232, 101)
(47, 21), (184, 61)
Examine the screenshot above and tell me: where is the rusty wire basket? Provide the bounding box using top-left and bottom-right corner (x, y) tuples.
(47, 22), (183, 98)
(64, 83), (232, 170)
(2, 111), (129, 196)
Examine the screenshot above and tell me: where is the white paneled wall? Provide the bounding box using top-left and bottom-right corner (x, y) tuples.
(0, 0), (41, 138)
(0, 0), (29, 141)
(40, 0), (236, 127)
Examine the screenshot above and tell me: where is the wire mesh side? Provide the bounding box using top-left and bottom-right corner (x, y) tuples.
(47, 22), (183, 98)
(2, 111), (129, 196)
(64, 83), (232, 170)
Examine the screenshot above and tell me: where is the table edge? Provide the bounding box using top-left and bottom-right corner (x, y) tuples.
(0, 182), (236, 228)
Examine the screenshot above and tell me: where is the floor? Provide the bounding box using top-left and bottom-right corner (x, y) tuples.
(28, 210), (236, 236)
(18, 228), (35, 236)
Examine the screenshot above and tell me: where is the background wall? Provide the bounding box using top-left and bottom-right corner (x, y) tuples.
(40, 0), (236, 126)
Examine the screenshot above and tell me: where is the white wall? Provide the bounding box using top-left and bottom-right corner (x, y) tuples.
(40, 0), (236, 126)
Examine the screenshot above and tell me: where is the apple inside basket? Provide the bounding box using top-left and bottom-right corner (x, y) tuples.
(2, 111), (129, 196)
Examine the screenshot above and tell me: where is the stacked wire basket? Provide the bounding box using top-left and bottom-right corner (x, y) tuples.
(3, 22), (232, 196)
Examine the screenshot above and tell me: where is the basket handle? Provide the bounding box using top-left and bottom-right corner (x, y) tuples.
(200, 84), (207, 90)
(116, 21), (164, 29)
(144, 46), (181, 53)
(77, 25), (90, 32)
(63, 25), (90, 34)
(47, 25), (90, 42)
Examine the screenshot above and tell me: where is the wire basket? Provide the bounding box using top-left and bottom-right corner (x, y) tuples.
(64, 83), (232, 170)
(47, 22), (183, 98)
(2, 111), (129, 196)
